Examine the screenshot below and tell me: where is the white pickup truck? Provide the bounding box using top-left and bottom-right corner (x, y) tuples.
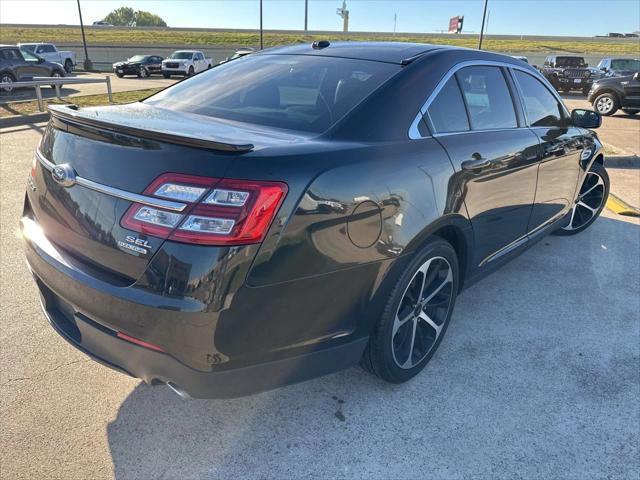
(162, 50), (212, 78)
(18, 43), (77, 73)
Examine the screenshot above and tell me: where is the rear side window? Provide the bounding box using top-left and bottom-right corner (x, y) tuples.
(513, 70), (565, 127)
(145, 54), (399, 133)
(426, 76), (469, 133)
(456, 66), (518, 130)
(1, 48), (23, 61)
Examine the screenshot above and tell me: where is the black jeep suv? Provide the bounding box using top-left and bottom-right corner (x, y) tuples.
(539, 55), (593, 95)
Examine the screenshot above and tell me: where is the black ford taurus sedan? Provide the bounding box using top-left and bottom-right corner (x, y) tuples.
(22, 42), (608, 399)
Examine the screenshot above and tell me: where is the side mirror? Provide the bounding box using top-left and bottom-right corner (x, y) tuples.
(572, 109), (601, 129)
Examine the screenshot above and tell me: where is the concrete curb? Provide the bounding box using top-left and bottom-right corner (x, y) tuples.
(606, 193), (640, 218)
(0, 113), (50, 129)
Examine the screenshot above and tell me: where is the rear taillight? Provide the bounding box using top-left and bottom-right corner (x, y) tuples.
(121, 173), (287, 246)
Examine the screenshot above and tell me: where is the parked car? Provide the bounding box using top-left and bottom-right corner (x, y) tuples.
(162, 50), (212, 78)
(22, 42), (608, 399)
(588, 72), (640, 116)
(92, 21), (113, 27)
(596, 57), (640, 78)
(538, 55), (593, 94)
(219, 47), (255, 64)
(0, 45), (65, 92)
(511, 55), (529, 64)
(113, 55), (164, 78)
(18, 43), (76, 73)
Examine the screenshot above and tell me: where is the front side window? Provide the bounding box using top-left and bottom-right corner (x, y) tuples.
(39, 45), (55, 53)
(513, 70), (565, 127)
(145, 54), (399, 133)
(426, 76), (469, 133)
(456, 66), (518, 130)
(129, 55), (147, 62)
(20, 50), (40, 62)
(20, 44), (36, 53)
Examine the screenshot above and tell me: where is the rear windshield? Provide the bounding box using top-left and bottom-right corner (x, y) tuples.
(611, 59), (640, 71)
(556, 57), (586, 67)
(169, 52), (194, 59)
(144, 54), (399, 133)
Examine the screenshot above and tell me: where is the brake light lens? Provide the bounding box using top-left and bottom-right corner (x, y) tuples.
(121, 174), (287, 246)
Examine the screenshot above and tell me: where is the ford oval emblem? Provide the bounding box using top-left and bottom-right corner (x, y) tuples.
(51, 164), (76, 188)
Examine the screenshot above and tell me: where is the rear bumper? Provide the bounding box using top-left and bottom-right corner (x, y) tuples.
(35, 278), (366, 398)
(22, 216), (369, 398)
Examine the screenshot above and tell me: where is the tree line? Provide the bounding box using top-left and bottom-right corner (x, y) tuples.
(102, 7), (167, 27)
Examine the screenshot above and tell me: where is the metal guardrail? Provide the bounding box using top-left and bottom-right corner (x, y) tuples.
(5, 76), (113, 112)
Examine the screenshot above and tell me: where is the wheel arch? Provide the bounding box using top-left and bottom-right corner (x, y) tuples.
(405, 214), (473, 292)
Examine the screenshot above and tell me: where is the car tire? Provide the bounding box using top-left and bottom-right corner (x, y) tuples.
(622, 109), (638, 116)
(361, 237), (459, 384)
(138, 67), (149, 78)
(163, 73), (170, 79)
(187, 66), (195, 77)
(207, 64), (212, 69)
(554, 162), (609, 236)
(0, 71), (16, 93)
(593, 92), (619, 116)
(50, 70), (64, 89)
(64, 59), (73, 73)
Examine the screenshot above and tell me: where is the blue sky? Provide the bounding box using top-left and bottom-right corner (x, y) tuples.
(1, 0), (639, 36)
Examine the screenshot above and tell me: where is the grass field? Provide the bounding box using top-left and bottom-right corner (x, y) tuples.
(0, 88), (161, 117)
(1, 25), (639, 55)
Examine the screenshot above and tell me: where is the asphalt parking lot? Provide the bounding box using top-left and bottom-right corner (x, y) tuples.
(1, 72), (177, 102)
(1, 119), (639, 478)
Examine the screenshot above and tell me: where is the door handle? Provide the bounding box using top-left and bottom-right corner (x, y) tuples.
(461, 153), (492, 170)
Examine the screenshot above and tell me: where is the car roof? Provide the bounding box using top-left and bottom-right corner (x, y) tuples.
(259, 41), (450, 64)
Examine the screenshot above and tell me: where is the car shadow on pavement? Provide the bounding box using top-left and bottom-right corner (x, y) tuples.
(105, 215), (640, 479)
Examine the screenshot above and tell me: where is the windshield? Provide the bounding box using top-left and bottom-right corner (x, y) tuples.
(20, 44), (36, 52)
(556, 57), (586, 68)
(610, 59), (640, 71)
(128, 55), (148, 62)
(169, 52), (194, 59)
(145, 54), (399, 134)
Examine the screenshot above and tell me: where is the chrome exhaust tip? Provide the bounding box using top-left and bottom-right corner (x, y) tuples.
(166, 382), (191, 400)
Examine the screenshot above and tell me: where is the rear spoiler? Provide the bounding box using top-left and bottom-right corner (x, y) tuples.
(48, 104), (254, 153)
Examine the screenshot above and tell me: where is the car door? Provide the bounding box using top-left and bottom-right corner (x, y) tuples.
(20, 49), (52, 79)
(622, 73), (640, 108)
(149, 56), (162, 73)
(425, 65), (540, 268)
(511, 69), (585, 232)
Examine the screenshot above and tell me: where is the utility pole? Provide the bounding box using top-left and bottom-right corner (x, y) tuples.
(304, 0), (308, 31)
(259, 0), (263, 50)
(478, 0), (489, 50)
(76, 0), (92, 70)
(336, 1), (349, 33)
